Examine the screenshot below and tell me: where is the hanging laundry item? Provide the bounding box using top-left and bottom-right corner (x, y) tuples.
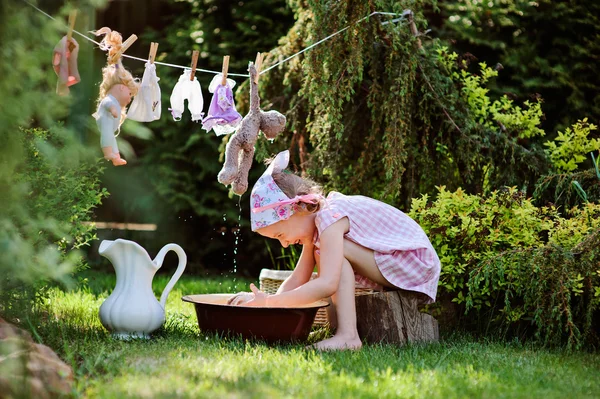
(202, 74), (242, 136)
(52, 35), (81, 96)
(169, 69), (203, 122)
(127, 62), (161, 122)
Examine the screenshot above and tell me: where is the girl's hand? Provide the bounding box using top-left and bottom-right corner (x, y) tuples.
(244, 283), (269, 307)
(226, 292), (254, 306)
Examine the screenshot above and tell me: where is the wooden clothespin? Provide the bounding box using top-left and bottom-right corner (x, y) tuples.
(190, 50), (199, 81)
(120, 34), (138, 54)
(407, 11), (423, 51)
(111, 34), (138, 63)
(221, 55), (230, 86)
(67, 10), (77, 41)
(148, 42), (159, 64)
(254, 52), (263, 85)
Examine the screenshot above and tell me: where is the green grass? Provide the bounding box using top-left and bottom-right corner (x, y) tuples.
(16, 271), (600, 398)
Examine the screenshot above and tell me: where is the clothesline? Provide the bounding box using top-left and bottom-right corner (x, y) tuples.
(23, 0), (410, 78)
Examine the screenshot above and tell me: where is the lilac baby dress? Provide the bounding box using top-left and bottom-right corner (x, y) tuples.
(201, 74), (242, 136)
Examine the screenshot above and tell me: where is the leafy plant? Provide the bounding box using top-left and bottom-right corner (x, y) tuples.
(544, 119), (600, 173)
(444, 55), (544, 140)
(1, 128), (108, 313)
(410, 186), (600, 348)
(435, 0), (600, 134)
(0, 0), (107, 317)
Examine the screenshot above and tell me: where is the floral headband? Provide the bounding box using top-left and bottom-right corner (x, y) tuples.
(250, 150), (321, 231)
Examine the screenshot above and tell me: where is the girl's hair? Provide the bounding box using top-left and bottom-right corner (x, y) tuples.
(272, 170), (323, 213)
(93, 27), (139, 127)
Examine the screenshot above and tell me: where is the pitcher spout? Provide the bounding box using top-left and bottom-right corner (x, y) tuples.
(99, 239), (115, 256)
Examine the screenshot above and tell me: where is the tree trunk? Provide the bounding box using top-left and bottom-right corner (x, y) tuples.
(355, 290), (439, 345)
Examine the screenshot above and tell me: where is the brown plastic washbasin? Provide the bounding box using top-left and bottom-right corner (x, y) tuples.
(182, 294), (329, 343)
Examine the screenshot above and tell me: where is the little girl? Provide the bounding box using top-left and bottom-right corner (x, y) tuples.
(232, 150), (441, 350)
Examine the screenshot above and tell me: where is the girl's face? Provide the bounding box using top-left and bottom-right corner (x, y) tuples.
(256, 212), (317, 248)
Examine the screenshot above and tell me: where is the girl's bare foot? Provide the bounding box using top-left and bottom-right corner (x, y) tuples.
(313, 334), (362, 351)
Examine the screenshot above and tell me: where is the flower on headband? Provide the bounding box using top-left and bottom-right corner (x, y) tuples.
(277, 206), (290, 218)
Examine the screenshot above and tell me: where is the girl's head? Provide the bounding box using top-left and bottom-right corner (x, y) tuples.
(250, 151), (323, 246)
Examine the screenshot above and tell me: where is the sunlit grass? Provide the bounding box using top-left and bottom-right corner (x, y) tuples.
(23, 271), (600, 398)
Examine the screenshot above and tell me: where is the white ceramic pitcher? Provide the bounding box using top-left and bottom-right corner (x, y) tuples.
(98, 239), (187, 339)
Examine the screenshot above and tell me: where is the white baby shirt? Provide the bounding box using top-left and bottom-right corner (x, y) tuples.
(127, 62), (161, 122)
(93, 94), (121, 154)
(169, 69), (203, 122)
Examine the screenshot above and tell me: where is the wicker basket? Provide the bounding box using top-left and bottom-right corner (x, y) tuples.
(259, 268), (374, 327)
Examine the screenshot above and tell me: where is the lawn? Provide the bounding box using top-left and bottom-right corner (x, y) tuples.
(24, 271), (600, 398)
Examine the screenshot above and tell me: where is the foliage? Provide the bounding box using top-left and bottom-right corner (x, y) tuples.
(256, 0), (548, 211)
(544, 119), (600, 173)
(533, 168), (600, 210)
(410, 186), (600, 348)
(445, 54), (544, 140)
(0, 0), (106, 314)
(409, 186), (555, 297)
(435, 0), (600, 134)
(19, 128), (108, 255)
(1, 127), (108, 310)
(534, 138), (600, 211)
(468, 229), (600, 349)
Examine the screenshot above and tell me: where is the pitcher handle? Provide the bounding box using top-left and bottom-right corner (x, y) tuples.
(153, 243), (187, 309)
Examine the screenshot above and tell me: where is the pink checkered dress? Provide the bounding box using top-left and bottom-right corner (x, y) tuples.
(313, 192), (441, 303)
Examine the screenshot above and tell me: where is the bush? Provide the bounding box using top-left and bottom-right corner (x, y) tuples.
(1, 127), (108, 314)
(410, 186), (600, 348)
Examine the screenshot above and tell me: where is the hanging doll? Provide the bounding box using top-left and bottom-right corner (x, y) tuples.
(201, 74), (242, 136)
(127, 60), (161, 122)
(217, 62), (286, 195)
(92, 27), (139, 166)
(52, 35), (81, 96)
(169, 69), (203, 122)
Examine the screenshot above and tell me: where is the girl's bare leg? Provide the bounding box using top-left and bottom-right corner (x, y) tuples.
(343, 239), (395, 289)
(314, 258), (362, 351)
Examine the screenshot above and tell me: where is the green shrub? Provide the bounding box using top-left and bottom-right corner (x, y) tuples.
(544, 119), (600, 173)
(410, 186), (600, 348)
(1, 128), (108, 313)
(410, 186), (555, 299)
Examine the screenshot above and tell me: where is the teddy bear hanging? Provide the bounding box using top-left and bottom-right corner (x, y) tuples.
(217, 61), (286, 195)
(92, 27), (139, 166)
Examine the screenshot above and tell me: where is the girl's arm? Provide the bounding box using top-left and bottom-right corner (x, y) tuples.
(258, 218), (348, 307)
(277, 243), (315, 294)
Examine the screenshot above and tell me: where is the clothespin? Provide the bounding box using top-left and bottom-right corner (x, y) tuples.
(254, 52), (263, 85)
(221, 55), (230, 86)
(190, 50), (199, 81)
(67, 10), (77, 41)
(111, 34), (138, 63)
(120, 34), (138, 54)
(148, 42), (159, 64)
(406, 11), (423, 51)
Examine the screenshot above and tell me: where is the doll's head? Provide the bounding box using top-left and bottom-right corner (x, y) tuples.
(250, 151), (323, 239)
(94, 27), (139, 105)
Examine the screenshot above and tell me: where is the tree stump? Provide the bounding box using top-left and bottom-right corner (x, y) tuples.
(355, 290), (439, 345)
